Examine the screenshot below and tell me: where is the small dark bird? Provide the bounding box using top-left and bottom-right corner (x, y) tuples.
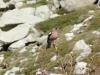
(46, 28), (58, 49)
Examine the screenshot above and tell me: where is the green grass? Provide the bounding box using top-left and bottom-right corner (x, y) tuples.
(1, 4), (100, 75)
(86, 10), (100, 31)
(35, 5), (96, 33)
(3, 0), (10, 2)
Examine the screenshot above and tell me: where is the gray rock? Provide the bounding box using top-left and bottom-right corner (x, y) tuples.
(0, 7), (43, 27)
(72, 39), (91, 62)
(52, 0), (60, 9)
(8, 39), (26, 51)
(0, 0), (7, 8)
(64, 0), (95, 13)
(0, 24), (31, 44)
(35, 5), (51, 20)
(64, 0), (75, 12)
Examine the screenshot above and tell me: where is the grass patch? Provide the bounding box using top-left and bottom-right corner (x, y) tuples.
(35, 5), (96, 33)
(83, 53), (100, 75)
(86, 10), (100, 31)
(3, 0), (10, 2)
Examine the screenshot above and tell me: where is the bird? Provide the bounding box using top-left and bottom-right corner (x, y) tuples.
(46, 28), (58, 49)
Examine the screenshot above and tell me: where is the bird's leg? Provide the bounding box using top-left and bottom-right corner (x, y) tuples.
(52, 41), (55, 47)
(52, 41), (57, 50)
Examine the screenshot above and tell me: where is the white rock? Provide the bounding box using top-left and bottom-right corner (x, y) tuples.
(52, 0), (60, 9)
(0, 8), (43, 27)
(20, 58), (28, 63)
(51, 5), (57, 13)
(0, 67), (3, 71)
(73, 39), (91, 51)
(71, 27), (79, 32)
(0, 0), (7, 8)
(32, 45), (38, 49)
(0, 54), (4, 64)
(25, 33), (36, 42)
(88, 10), (95, 15)
(83, 15), (93, 24)
(33, 52), (39, 57)
(26, 0), (36, 4)
(73, 39), (91, 62)
(74, 23), (83, 28)
(50, 55), (57, 61)
(50, 73), (62, 75)
(46, 0), (48, 2)
(74, 62), (88, 75)
(8, 32), (38, 51)
(70, 23), (83, 32)
(92, 30), (100, 36)
(77, 30), (84, 34)
(0, 24), (31, 43)
(19, 47), (26, 53)
(35, 71), (42, 75)
(64, 0), (95, 13)
(54, 67), (62, 70)
(30, 48), (36, 53)
(65, 33), (74, 37)
(50, 14), (60, 18)
(65, 33), (74, 41)
(8, 0), (24, 4)
(36, 35), (48, 46)
(4, 67), (20, 75)
(35, 69), (42, 75)
(35, 5), (51, 20)
(98, 0), (100, 6)
(64, 0), (75, 12)
(15, 2), (23, 9)
(9, 39), (26, 51)
(31, 28), (44, 37)
(60, 0), (66, 8)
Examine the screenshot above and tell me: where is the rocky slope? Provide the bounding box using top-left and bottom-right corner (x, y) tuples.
(0, 0), (100, 75)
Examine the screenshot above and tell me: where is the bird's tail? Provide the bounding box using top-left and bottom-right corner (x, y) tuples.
(46, 42), (51, 49)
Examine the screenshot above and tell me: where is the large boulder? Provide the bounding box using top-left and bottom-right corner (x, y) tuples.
(8, 28), (44, 51)
(15, 2), (24, 9)
(74, 0), (95, 9)
(64, 0), (95, 12)
(36, 35), (47, 46)
(0, 0), (7, 8)
(0, 7), (43, 27)
(52, 0), (60, 9)
(64, 0), (76, 12)
(8, 39), (26, 51)
(31, 28), (44, 37)
(35, 5), (51, 20)
(0, 24), (31, 44)
(60, 0), (66, 8)
(72, 39), (91, 62)
(8, 33), (38, 51)
(48, 0), (58, 13)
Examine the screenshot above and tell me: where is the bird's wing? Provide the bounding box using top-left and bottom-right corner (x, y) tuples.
(47, 32), (52, 43)
(48, 32), (51, 36)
